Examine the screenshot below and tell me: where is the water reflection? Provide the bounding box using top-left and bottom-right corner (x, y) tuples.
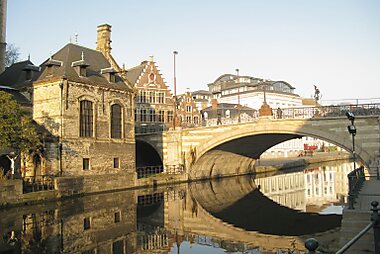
(0, 160), (352, 253)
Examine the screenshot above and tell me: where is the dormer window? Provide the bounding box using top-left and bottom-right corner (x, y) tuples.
(72, 52), (90, 77)
(23, 64), (40, 81)
(45, 57), (63, 76)
(101, 67), (117, 83)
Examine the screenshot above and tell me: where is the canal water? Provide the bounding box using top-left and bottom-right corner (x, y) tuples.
(0, 160), (352, 253)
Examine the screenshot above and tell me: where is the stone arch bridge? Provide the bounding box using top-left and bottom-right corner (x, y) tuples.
(136, 116), (380, 177)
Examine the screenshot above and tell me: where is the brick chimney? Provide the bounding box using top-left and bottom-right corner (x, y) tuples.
(96, 24), (112, 56)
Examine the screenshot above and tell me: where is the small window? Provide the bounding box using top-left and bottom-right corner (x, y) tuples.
(83, 217), (91, 230)
(113, 158), (120, 169)
(114, 211), (121, 223)
(112, 240), (124, 254)
(83, 158), (90, 170)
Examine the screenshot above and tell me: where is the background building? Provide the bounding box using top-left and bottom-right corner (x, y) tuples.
(177, 90), (201, 128)
(207, 74), (303, 110)
(126, 57), (175, 134)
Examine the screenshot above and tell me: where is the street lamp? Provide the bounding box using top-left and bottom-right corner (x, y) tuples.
(235, 68), (241, 123)
(173, 50), (178, 129)
(346, 111), (357, 170)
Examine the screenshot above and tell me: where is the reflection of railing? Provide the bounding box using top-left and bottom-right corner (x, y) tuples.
(304, 201), (380, 254)
(22, 175), (55, 193)
(136, 165), (184, 179)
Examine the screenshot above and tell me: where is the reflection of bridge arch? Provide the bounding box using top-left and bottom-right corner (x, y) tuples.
(162, 176), (341, 252)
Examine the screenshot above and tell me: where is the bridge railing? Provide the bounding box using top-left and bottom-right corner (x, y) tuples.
(134, 103), (380, 134)
(304, 201), (380, 254)
(275, 103), (380, 120)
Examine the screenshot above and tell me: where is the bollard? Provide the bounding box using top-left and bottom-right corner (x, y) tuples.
(371, 201), (380, 254)
(304, 238), (320, 254)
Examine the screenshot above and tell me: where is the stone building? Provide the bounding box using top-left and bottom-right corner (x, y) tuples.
(177, 91), (201, 128)
(33, 28), (135, 176)
(125, 57), (175, 133)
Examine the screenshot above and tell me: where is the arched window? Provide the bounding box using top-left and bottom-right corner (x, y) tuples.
(80, 100), (93, 137)
(111, 104), (122, 138)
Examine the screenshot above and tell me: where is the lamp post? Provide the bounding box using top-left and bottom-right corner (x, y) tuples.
(235, 68), (241, 123)
(173, 50), (178, 129)
(346, 111), (357, 170)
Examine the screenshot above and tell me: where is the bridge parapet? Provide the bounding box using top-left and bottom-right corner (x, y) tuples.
(137, 113), (380, 178)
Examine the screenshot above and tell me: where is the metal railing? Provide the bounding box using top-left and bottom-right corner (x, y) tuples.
(347, 166), (366, 209)
(136, 164), (184, 179)
(135, 103), (380, 134)
(22, 175), (55, 193)
(304, 201), (380, 254)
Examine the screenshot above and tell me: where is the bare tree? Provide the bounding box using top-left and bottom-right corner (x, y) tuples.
(5, 43), (20, 67)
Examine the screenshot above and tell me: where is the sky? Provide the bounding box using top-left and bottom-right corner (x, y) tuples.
(7, 0), (380, 104)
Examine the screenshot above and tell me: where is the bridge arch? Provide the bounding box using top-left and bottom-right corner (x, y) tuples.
(182, 117), (379, 171)
(135, 139), (163, 167)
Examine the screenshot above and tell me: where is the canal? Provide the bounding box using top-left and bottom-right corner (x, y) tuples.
(0, 160), (352, 253)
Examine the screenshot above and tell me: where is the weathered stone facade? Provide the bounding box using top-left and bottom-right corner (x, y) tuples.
(33, 33), (135, 176)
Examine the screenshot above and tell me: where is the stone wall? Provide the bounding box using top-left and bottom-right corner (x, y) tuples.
(0, 179), (22, 205)
(33, 79), (136, 176)
(55, 172), (136, 197)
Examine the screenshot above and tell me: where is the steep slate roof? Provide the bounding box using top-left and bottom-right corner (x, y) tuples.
(0, 60), (40, 90)
(125, 62), (146, 86)
(0, 86), (31, 105)
(37, 43), (133, 92)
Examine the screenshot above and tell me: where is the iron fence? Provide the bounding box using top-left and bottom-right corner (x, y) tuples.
(136, 164), (184, 179)
(22, 175), (55, 193)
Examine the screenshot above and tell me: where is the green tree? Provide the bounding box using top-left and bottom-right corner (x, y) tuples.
(0, 91), (43, 175)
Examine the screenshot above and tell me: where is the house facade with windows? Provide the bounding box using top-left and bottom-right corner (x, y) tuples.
(126, 57), (175, 133)
(177, 91), (201, 128)
(33, 40), (135, 176)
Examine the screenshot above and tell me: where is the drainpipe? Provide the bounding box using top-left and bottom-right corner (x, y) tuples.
(59, 80), (64, 176)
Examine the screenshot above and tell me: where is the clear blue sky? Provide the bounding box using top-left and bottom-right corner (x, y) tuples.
(7, 0), (380, 103)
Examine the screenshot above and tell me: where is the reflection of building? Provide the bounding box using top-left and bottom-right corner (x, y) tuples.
(126, 57), (175, 134)
(256, 172), (306, 211)
(0, 190), (137, 254)
(304, 161), (351, 211)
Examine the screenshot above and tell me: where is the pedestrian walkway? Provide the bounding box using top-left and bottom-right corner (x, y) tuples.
(339, 173), (380, 254)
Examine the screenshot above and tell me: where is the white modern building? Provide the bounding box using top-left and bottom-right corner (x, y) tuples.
(207, 74), (304, 110)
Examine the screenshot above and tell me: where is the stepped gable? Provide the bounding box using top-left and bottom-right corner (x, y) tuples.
(37, 43), (133, 92)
